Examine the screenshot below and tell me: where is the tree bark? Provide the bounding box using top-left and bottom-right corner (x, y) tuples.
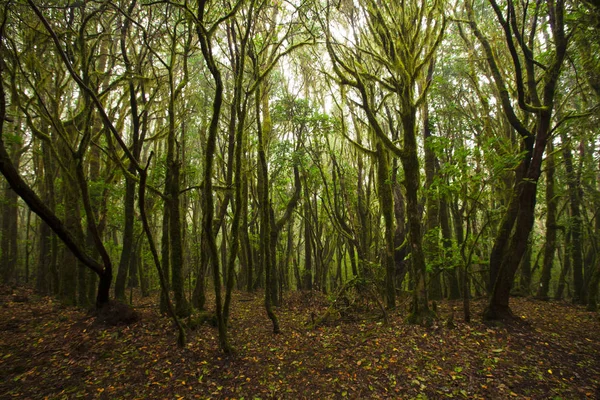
(422, 62), (442, 301)
(555, 230), (571, 301)
(586, 163), (600, 310)
(376, 142), (396, 309)
(536, 141), (557, 300)
(401, 107), (432, 324)
(561, 133), (585, 304)
(256, 82), (280, 334)
(440, 196), (459, 299)
(196, 6), (231, 352)
(302, 174), (313, 290)
(519, 244), (532, 296)
(467, 1), (567, 320)
(1, 152), (20, 284)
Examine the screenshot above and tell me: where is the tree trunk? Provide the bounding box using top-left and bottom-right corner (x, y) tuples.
(537, 141), (557, 300)
(128, 235), (141, 289)
(485, 108), (557, 319)
(169, 157), (190, 317)
(392, 176), (408, 291)
(35, 138), (58, 294)
(1, 178), (19, 284)
(440, 196), (459, 299)
(256, 83), (280, 334)
(561, 134), (585, 304)
(59, 165), (80, 306)
(242, 175), (254, 292)
(139, 164), (186, 347)
(114, 172), (136, 301)
(555, 231), (571, 301)
(518, 244), (532, 296)
(0, 93), (112, 309)
(159, 199), (170, 313)
(587, 261), (600, 312)
(376, 142), (396, 309)
(466, 1), (567, 320)
(223, 35), (251, 320)
(401, 107), (432, 324)
(422, 63), (442, 301)
(192, 236), (208, 310)
(586, 164), (600, 311)
(485, 173), (539, 320)
(196, 13), (231, 352)
(303, 175), (313, 291)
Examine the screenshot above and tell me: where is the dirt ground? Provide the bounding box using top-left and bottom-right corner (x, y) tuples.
(1, 285), (599, 399)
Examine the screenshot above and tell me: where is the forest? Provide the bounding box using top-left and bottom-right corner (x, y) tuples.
(0, 0), (599, 398)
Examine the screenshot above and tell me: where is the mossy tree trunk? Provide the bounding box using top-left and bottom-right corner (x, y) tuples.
(114, 20), (142, 297)
(302, 174), (313, 290)
(375, 142), (396, 309)
(256, 82), (280, 333)
(194, 0), (239, 353)
(324, 0), (444, 323)
(467, 0), (568, 320)
(223, 12), (254, 324)
(537, 142), (557, 300)
(422, 62), (442, 301)
(561, 133), (585, 304)
(586, 161), (600, 311)
(400, 104), (433, 323)
(36, 144), (57, 295)
(0, 151), (19, 285)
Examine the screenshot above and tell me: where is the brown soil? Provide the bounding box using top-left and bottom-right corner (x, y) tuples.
(0, 286), (599, 399)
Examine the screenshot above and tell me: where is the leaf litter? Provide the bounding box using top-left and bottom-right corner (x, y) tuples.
(0, 286), (599, 399)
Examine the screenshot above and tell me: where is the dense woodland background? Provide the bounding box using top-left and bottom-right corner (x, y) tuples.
(0, 0), (599, 354)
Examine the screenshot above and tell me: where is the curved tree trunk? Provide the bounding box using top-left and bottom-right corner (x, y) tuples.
(196, 6), (231, 352)
(467, 1), (567, 320)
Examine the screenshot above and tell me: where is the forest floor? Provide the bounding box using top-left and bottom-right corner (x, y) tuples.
(1, 285), (599, 400)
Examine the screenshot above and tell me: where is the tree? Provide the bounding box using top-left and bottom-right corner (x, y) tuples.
(324, 0), (445, 321)
(0, 1), (117, 308)
(114, 0), (145, 303)
(2, 0), (599, 356)
(0, 61), (113, 307)
(466, 0), (569, 319)
(536, 141), (558, 300)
